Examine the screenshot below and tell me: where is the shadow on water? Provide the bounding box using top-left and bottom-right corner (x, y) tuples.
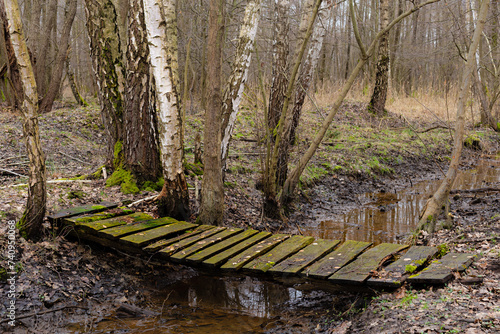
(302, 156), (500, 244)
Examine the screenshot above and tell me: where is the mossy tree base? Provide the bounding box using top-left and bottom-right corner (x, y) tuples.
(157, 174), (190, 221)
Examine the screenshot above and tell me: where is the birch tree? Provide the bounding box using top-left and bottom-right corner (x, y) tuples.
(143, 0), (190, 220)
(417, 0), (489, 233)
(4, 0), (46, 240)
(220, 0), (262, 169)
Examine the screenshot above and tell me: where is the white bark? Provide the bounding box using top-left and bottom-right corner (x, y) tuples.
(220, 0), (262, 166)
(143, 0), (183, 180)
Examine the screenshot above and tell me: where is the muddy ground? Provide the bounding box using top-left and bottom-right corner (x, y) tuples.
(0, 102), (499, 333)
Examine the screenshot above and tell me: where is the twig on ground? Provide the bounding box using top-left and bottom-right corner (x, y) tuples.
(127, 195), (157, 207)
(0, 305), (88, 323)
(0, 168), (27, 178)
(1, 179), (93, 188)
(58, 151), (91, 165)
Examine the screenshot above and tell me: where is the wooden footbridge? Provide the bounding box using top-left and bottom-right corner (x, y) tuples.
(48, 202), (477, 288)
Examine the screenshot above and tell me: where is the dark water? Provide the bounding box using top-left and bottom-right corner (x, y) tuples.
(302, 156), (500, 244)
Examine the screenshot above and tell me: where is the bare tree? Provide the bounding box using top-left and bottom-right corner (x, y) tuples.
(198, 0), (225, 226)
(4, 0), (46, 240)
(417, 0), (490, 233)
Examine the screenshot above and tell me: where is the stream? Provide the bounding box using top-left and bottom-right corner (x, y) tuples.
(68, 156), (500, 333)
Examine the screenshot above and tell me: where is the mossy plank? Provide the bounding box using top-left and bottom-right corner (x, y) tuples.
(220, 234), (290, 271)
(120, 222), (197, 247)
(186, 229), (259, 263)
(368, 246), (438, 288)
(76, 213), (153, 235)
(243, 235), (315, 273)
(64, 207), (135, 226)
(158, 227), (226, 257)
(203, 231), (272, 268)
(302, 240), (372, 279)
(268, 239), (341, 276)
(329, 243), (408, 285)
(48, 202), (118, 223)
(98, 217), (178, 240)
(143, 225), (214, 253)
(407, 252), (477, 285)
(170, 228), (243, 262)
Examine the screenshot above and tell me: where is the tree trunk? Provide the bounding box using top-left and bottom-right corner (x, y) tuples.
(368, 0), (391, 115)
(220, 0), (262, 170)
(0, 2), (19, 108)
(66, 58), (88, 106)
(39, 0), (78, 113)
(84, 0), (125, 166)
(124, 0), (162, 185)
(280, 0), (441, 204)
(4, 0), (46, 240)
(198, 0), (225, 226)
(34, 0), (57, 98)
(277, 0), (334, 187)
(143, 0), (190, 220)
(416, 0), (489, 232)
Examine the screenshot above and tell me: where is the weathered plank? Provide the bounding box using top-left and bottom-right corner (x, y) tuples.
(98, 217), (178, 240)
(158, 227), (226, 257)
(329, 243), (408, 285)
(220, 234), (290, 271)
(185, 229), (259, 263)
(203, 231), (272, 268)
(368, 246), (438, 287)
(120, 221), (197, 247)
(243, 235), (315, 273)
(170, 228), (243, 261)
(76, 213), (154, 235)
(48, 202), (118, 223)
(64, 207), (135, 226)
(268, 239), (341, 276)
(407, 252), (477, 285)
(143, 225), (215, 253)
(302, 240), (372, 279)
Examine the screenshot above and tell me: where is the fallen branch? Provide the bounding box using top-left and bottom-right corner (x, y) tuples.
(58, 151), (91, 165)
(0, 305), (88, 323)
(450, 187), (500, 194)
(0, 168), (27, 178)
(416, 125), (453, 133)
(127, 195), (158, 207)
(1, 179), (93, 188)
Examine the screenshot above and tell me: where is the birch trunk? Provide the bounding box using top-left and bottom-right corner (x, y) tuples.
(143, 0), (190, 220)
(368, 0), (391, 115)
(278, 0), (334, 187)
(4, 0), (46, 240)
(124, 0), (162, 184)
(198, 0), (225, 226)
(84, 0), (125, 166)
(280, 0), (441, 204)
(220, 0), (261, 169)
(417, 0), (490, 233)
(0, 1), (20, 108)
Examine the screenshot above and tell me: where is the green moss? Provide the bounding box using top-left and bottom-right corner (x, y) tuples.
(464, 134), (481, 150)
(0, 267), (8, 282)
(405, 264), (417, 273)
(142, 178), (164, 192)
(90, 205), (106, 210)
(437, 243), (449, 257)
(106, 168), (140, 194)
(68, 190), (85, 199)
(184, 162), (204, 176)
(113, 141), (123, 166)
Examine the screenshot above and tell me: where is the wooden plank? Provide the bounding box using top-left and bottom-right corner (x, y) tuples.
(302, 240), (372, 279)
(143, 225), (214, 252)
(76, 213), (153, 235)
(48, 202), (118, 223)
(243, 235), (315, 273)
(64, 207), (135, 226)
(220, 234), (290, 271)
(368, 246), (438, 288)
(98, 217), (179, 240)
(329, 243), (409, 285)
(120, 221), (197, 247)
(407, 252), (477, 285)
(170, 228), (243, 261)
(158, 227), (226, 257)
(203, 231), (272, 268)
(185, 229), (259, 263)
(268, 239), (341, 276)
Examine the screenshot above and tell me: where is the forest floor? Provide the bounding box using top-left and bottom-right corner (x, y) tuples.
(0, 100), (499, 333)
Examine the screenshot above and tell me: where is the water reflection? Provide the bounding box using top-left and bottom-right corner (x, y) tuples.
(303, 158), (500, 244)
